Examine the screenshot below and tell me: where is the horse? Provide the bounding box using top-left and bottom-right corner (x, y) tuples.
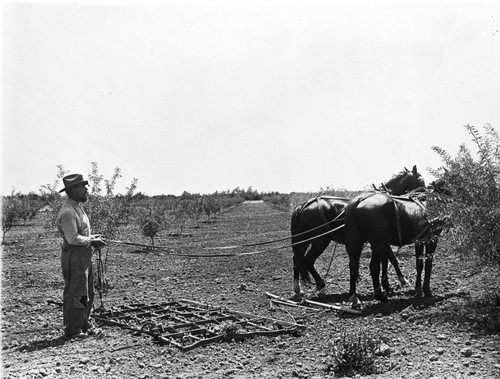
(291, 165), (425, 297)
(344, 173), (447, 304)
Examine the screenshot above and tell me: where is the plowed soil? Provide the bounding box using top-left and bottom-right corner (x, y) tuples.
(2, 201), (500, 378)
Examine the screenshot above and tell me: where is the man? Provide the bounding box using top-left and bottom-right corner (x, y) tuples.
(56, 173), (106, 339)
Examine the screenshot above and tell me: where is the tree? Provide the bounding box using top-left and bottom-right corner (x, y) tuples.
(1, 192), (41, 244)
(430, 124), (500, 266)
(86, 162), (138, 239)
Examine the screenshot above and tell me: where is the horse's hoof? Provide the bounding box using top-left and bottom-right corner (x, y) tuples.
(348, 294), (360, 307)
(374, 290), (388, 303)
(317, 280), (326, 292)
(292, 292), (304, 300)
(317, 288), (327, 299)
(383, 286), (394, 294)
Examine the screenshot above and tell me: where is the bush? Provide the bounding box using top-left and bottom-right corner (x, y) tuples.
(430, 124), (500, 267)
(327, 328), (381, 376)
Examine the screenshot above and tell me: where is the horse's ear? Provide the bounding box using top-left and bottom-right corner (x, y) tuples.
(404, 167), (409, 172)
(412, 165), (418, 175)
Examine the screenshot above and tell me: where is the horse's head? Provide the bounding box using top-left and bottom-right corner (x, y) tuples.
(385, 165), (425, 195)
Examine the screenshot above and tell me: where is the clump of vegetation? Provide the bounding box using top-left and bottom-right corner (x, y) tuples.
(1, 191), (42, 244)
(213, 321), (239, 339)
(135, 205), (166, 247)
(430, 124), (500, 267)
(326, 328), (381, 376)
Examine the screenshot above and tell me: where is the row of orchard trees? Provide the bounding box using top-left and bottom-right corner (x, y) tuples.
(1, 162), (292, 245)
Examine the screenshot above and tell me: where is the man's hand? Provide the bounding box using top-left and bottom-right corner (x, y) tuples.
(91, 235), (106, 248)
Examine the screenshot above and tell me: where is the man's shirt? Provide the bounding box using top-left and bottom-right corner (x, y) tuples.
(57, 198), (92, 246)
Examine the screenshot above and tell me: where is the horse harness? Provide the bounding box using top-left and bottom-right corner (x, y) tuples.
(357, 192), (430, 248)
(315, 197), (345, 233)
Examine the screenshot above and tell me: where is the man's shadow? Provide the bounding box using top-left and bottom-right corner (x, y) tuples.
(15, 336), (68, 353)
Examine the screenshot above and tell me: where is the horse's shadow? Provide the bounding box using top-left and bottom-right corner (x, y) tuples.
(304, 290), (466, 317)
(15, 336), (68, 353)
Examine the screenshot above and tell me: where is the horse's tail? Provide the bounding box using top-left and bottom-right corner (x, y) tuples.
(290, 206), (311, 283)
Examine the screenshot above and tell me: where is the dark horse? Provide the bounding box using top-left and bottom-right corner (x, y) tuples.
(344, 169), (445, 304)
(291, 165), (425, 297)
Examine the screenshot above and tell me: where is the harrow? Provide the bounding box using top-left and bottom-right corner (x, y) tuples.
(93, 299), (304, 351)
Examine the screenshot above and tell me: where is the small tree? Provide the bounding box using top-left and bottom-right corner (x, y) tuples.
(2, 191), (43, 244)
(135, 205), (164, 247)
(2, 195), (22, 244)
(430, 124), (500, 266)
(86, 162), (138, 239)
(171, 198), (191, 235)
(141, 219), (162, 247)
(202, 194), (222, 221)
(39, 165), (68, 234)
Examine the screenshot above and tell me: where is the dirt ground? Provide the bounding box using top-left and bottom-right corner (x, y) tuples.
(2, 200), (500, 378)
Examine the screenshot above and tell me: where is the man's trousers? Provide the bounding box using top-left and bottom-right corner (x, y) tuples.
(61, 242), (94, 336)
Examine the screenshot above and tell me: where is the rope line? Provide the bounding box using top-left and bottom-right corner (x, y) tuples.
(106, 224), (345, 258)
(203, 209), (345, 250)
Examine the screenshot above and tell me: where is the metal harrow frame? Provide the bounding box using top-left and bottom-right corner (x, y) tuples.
(93, 299), (304, 351)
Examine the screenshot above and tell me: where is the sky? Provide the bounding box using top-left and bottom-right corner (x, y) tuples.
(2, 0), (500, 196)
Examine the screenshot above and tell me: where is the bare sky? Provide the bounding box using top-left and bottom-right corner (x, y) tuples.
(2, 0), (500, 196)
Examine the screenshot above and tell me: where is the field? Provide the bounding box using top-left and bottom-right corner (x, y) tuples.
(2, 200), (500, 378)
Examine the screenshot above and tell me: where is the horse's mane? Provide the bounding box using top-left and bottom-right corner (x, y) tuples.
(385, 169), (411, 186)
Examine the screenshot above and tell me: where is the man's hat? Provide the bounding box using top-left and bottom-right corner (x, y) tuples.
(59, 174), (89, 193)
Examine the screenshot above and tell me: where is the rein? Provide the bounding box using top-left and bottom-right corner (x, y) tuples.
(106, 223), (345, 258)
(204, 208), (345, 250)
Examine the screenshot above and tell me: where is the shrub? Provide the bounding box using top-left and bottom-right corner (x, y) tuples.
(326, 328), (381, 376)
(141, 218), (162, 247)
(430, 124), (500, 267)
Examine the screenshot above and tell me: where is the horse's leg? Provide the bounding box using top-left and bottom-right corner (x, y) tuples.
(292, 242), (309, 297)
(305, 237), (331, 296)
(414, 243), (424, 297)
(423, 241), (437, 297)
(386, 248), (409, 288)
(292, 255), (302, 296)
(381, 255), (391, 293)
(370, 240), (389, 302)
(346, 240), (363, 305)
